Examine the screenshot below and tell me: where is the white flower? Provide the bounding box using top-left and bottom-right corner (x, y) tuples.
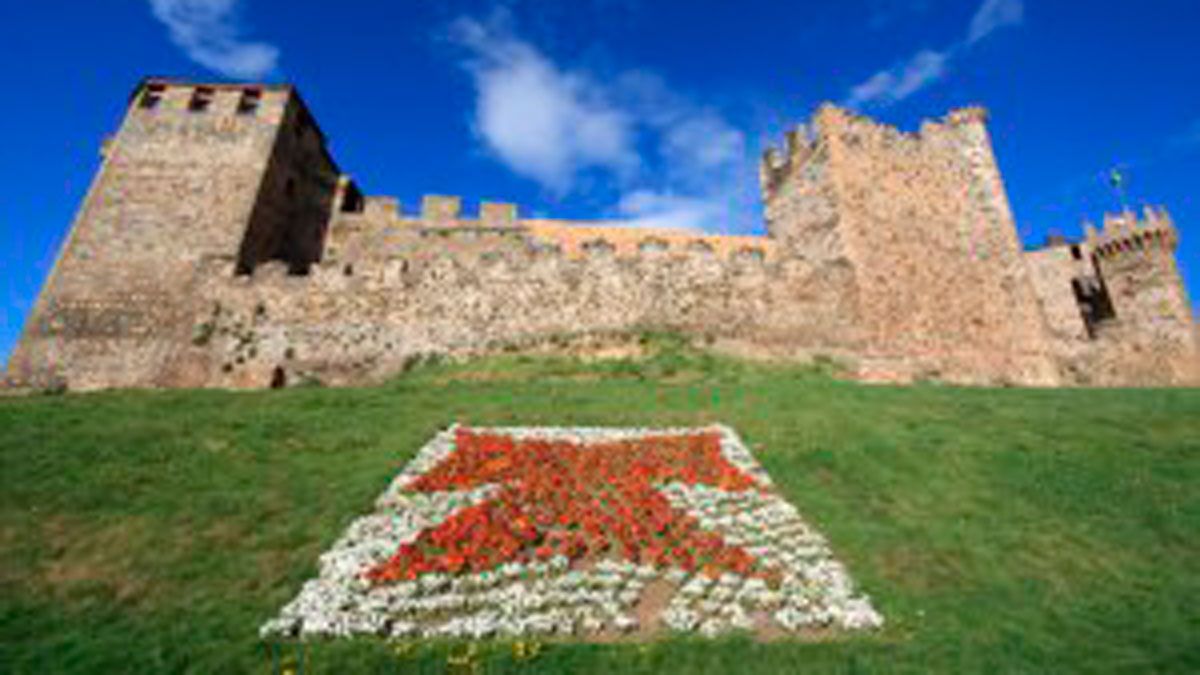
(680, 576), (712, 597)
(699, 617), (726, 637)
(710, 586), (735, 602)
(613, 614), (638, 632)
(774, 606), (813, 631)
(389, 620), (417, 638)
(419, 573), (449, 594)
(618, 588), (641, 605)
(663, 606), (700, 632)
(580, 613), (605, 633)
(840, 597), (884, 629)
(727, 605), (755, 631)
(258, 617), (297, 639)
(597, 598), (624, 614)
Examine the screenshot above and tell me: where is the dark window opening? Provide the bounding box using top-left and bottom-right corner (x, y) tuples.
(1071, 276), (1117, 339)
(343, 263), (354, 276)
(1070, 245), (1082, 260)
(270, 366), (287, 389)
(188, 86), (214, 113)
(140, 84), (165, 109)
(340, 183), (365, 213)
(237, 88), (262, 115)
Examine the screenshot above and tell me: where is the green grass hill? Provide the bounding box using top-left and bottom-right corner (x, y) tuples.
(2, 345), (1198, 673)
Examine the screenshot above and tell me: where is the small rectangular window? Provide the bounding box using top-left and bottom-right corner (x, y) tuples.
(1070, 245), (1082, 260)
(140, 84), (165, 109)
(237, 88), (262, 115)
(188, 86), (214, 113)
(340, 184), (364, 213)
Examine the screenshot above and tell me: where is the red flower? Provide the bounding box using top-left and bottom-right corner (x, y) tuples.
(366, 430), (768, 583)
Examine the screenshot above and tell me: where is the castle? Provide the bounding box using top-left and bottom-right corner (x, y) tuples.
(5, 78), (1198, 390)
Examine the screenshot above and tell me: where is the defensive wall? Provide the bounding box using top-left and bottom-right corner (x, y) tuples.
(4, 78), (1197, 390)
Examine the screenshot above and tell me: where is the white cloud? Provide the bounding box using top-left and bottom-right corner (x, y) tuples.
(148, 0), (279, 80)
(451, 17), (637, 195)
(615, 191), (724, 231)
(661, 112), (746, 177)
(451, 17), (751, 232)
(845, 0), (1023, 108)
(967, 0), (1024, 44)
(846, 49), (948, 108)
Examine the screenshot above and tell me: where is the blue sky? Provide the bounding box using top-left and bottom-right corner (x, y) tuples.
(1, 0), (1198, 365)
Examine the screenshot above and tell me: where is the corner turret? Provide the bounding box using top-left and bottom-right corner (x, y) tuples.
(1087, 206), (1192, 340)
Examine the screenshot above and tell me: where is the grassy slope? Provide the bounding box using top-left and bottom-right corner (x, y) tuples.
(1, 349), (1198, 673)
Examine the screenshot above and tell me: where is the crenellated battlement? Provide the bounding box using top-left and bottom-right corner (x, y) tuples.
(129, 78), (295, 128)
(759, 103), (995, 206)
(759, 119), (821, 195)
(1085, 206), (1178, 259)
(759, 103), (990, 156)
(330, 191), (777, 263)
(342, 194), (520, 226)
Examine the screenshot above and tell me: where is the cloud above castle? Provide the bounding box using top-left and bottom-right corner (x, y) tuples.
(846, 0), (1024, 108)
(148, 0), (279, 79)
(449, 13), (754, 233)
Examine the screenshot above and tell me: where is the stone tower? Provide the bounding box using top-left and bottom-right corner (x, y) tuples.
(1084, 207), (1198, 384)
(6, 78), (341, 389)
(761, 104), (1058, 384)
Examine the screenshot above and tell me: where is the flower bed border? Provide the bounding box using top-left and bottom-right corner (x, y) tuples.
(261, 424), (882, 641)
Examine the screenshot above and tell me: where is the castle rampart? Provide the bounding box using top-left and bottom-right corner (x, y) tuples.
(4, 79), (1197, 390)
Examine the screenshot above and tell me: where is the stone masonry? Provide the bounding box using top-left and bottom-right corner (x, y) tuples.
(5, 78), (1198, 390)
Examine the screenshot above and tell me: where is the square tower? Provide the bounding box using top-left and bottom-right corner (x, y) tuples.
(761, 105), (1058, 384)
(6, 79), (341, 390)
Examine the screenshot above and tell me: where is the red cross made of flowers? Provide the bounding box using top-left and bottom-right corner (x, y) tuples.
(367, 428), (773, 583)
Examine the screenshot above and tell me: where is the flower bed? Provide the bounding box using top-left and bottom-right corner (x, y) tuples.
(261, 425), (882, 640)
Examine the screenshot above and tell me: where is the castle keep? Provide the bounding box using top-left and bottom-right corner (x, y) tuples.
(6, 79), (1198, 389)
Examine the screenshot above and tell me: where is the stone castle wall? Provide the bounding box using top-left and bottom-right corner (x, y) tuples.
(762, 106), (1059, 384)
(5, 79), (1197, 390)
(183, 195), (862, 388)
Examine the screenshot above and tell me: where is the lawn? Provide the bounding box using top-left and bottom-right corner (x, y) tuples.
(2, 347), (1198, 673)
